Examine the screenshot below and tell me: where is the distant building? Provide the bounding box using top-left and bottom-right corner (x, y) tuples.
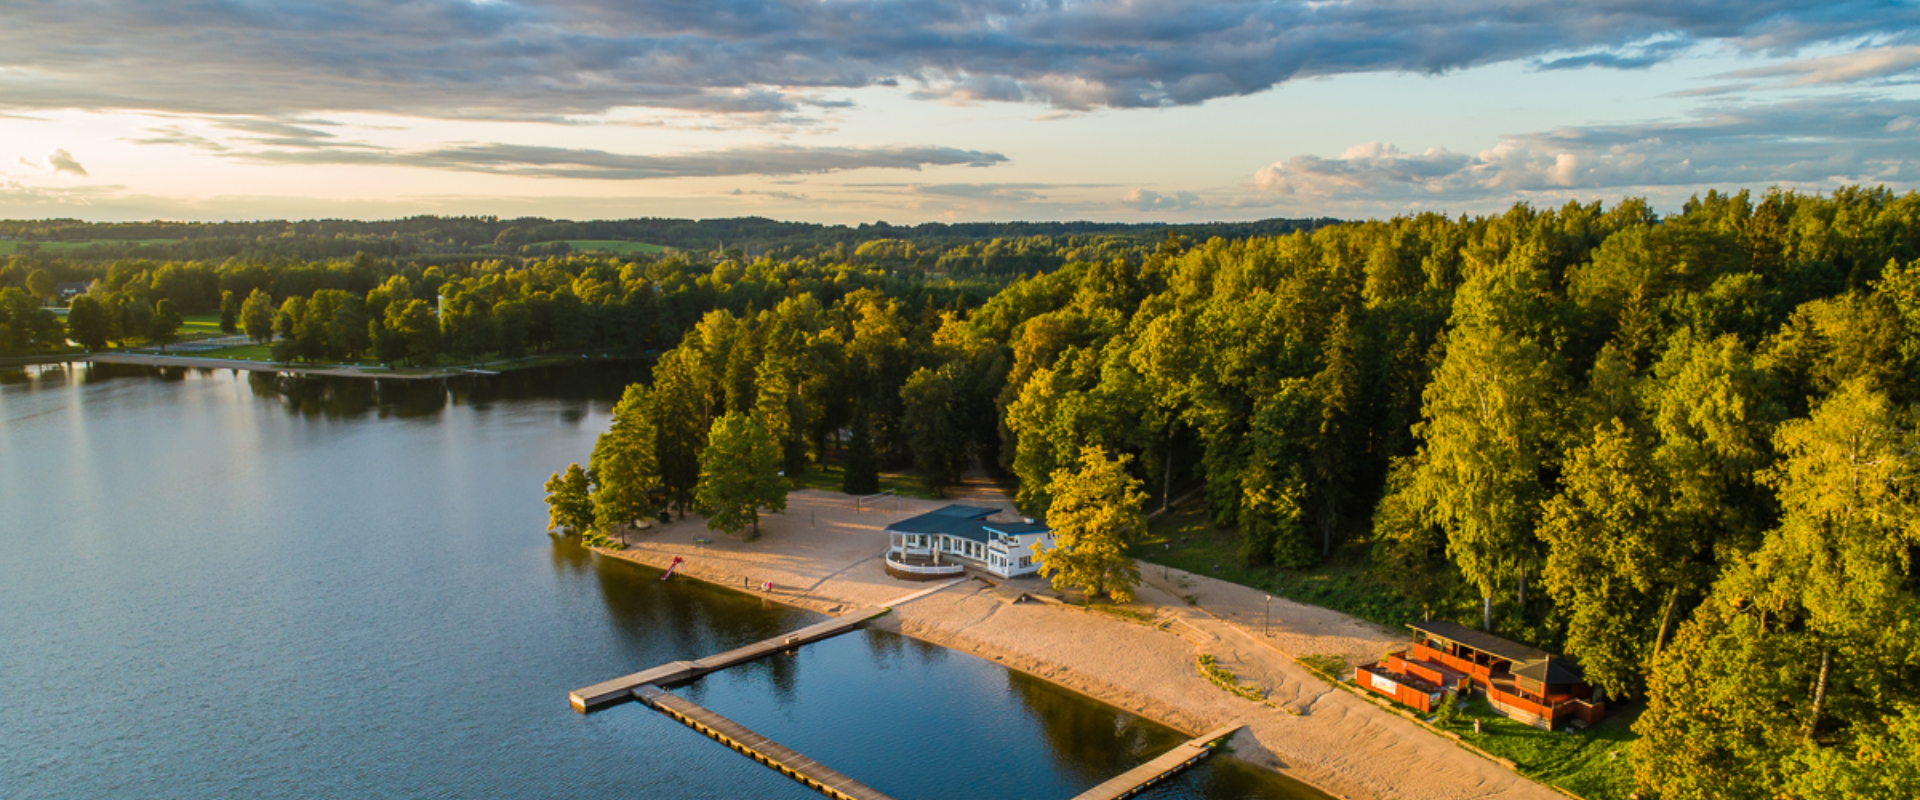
(55, 281), (92, 302)
(1355, 620), (1606, 729)
(883, 504), (1052, 581)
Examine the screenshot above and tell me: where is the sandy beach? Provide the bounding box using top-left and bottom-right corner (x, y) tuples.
(588, 483), (1563, 800)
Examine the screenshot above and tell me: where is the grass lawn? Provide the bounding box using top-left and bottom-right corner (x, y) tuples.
(1131, 503), (1424, 628)
(559, 240), (667, 255)
(177, 344), (386, 367)
(1434, 697), (1640, 800)
(792, 462), (938, 500)
(1135, 503), (1640, 800)
(179, 314), (227, 333)
(184, 343), (277, 361)
(0, 238), (177, 254)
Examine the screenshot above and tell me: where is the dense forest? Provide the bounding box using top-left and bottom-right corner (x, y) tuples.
(6, 188), (1919, 798)
(0, 215), (1330, 267)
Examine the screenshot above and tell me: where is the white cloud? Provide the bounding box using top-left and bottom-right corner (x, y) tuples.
(1122, 188), (1203, 211)
(1253, 96), (1920, 204)
(1717, 44), (1920, 87)
(47, 148), (88, 176)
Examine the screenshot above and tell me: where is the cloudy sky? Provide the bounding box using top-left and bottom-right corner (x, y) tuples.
(1, 1), (1917, 223)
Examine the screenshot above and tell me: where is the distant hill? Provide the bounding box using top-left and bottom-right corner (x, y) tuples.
(0, 215), (1339, 263)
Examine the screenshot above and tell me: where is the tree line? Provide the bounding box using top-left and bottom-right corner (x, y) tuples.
(547, 185), (1919, 800)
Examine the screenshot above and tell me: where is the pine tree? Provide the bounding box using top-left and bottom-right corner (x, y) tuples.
(842, 408), (881, 495)
(589, 384), (659, 532)
(219, 290), (240, 334)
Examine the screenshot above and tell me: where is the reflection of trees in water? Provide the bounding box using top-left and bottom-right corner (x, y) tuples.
(2, 362), (71, 387)
(1205, 757), (1334, 800)
(548, 534), (595, 576)
(582, 546), (814, 691)
(860, 629), (952, 673)
(246, 372), (392, 418)
(53, 362), (645, 420)
(450, 360), (651, 408)
(1006, 671), (1182, 782)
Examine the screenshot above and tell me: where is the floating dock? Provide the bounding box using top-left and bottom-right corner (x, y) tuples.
(636, 685), (896, 800)
(570, 605), (890, 712)
(1068, 724), (1243, 800)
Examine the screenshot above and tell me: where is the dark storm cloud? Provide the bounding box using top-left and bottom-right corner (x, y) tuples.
(0, 1), (1913, 117)
(230, 142), (1007, 179)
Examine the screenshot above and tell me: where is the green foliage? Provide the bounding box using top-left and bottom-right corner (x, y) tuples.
(240, 288), (275, 344)
(1539, 419), (1671, 700)
(1195, 653), (1266, 701)
(694, 411), (787, 539)
(901, 364), (969, 492)
(218, 290), (239, 334)
(1782, 704), (1920, 799)
(841, 409), (881, 495)
(148, 298), (182, 349)
(589, 384), (659, 531)
(1635, 379), (1920, 800)
(1437, 696), (1640, 800)
(64, 295), (110, 351)
(482, 188), (1920, 800)
(543, 464), (594, 535)
(1037, 445), (1145, 602)
(25, 268), (53, 301)
(0, 287), (61, 352)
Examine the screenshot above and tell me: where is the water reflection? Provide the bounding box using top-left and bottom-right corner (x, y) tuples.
(2, 361), (1335, 800)
(1009, 669), (1182, 783)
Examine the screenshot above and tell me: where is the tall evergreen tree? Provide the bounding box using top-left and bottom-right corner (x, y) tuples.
(589, 384), (660, 531)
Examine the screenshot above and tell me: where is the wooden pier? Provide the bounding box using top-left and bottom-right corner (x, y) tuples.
(636, 685), (896, 800)
(1068, 724), (1243, 800)
(570, 606), (890, 712)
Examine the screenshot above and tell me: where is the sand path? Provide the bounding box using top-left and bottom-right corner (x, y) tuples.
(592, 485), (1560, 800)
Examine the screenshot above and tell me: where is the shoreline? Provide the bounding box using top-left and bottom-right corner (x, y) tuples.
(7, 351), (635, 380)
(583, 487), (1566, 800)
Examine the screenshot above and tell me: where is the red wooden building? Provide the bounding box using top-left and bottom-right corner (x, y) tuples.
(1355, 620), (1605, 729)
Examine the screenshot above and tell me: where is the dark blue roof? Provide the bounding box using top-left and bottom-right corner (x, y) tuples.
(926, 505), (998, 519)
(887, 505), (1047, 543)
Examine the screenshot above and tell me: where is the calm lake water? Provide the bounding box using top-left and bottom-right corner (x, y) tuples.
(0, 363), (1327, 800)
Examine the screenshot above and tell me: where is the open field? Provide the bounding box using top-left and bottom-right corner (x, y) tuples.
(0, 239), (177, 254)
(559, 240), (667, 255)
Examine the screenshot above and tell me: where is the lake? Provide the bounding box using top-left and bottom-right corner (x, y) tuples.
(0, 363), (1327, 800)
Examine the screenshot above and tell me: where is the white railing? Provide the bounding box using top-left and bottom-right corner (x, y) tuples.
(884, 552), (965, 575)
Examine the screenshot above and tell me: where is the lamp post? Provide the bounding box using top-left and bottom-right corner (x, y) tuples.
(1264, 595), (1272, 637)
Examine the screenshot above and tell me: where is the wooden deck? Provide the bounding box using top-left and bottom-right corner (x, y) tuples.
(1068, 724), (1242, 800)
(570, 606), (890, 712)
(636, 685), (896, 800)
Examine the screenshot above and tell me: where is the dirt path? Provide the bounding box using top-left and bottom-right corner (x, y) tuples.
(590, 488), (1560, 800)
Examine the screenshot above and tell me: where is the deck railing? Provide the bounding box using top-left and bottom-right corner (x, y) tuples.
(884, 551), (965, 577)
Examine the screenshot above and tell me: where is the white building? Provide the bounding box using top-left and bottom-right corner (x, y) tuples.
(883, 505), (1052, 580)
